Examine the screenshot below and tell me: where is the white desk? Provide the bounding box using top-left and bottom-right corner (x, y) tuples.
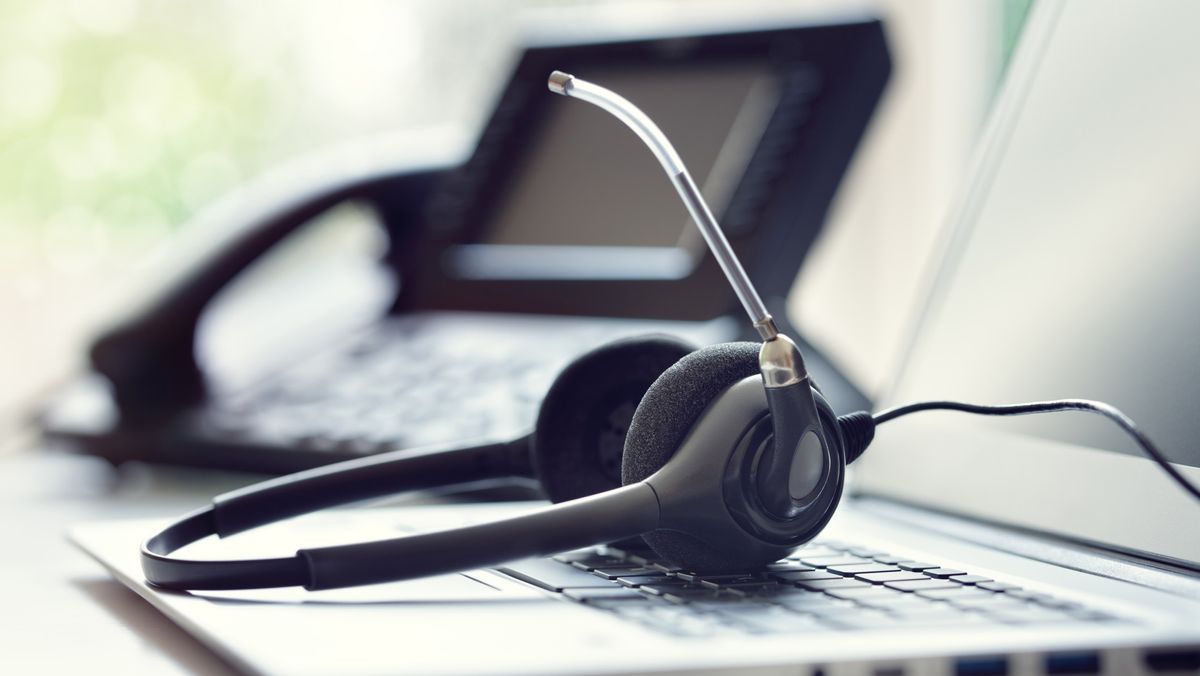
(0, 446), (256, 675)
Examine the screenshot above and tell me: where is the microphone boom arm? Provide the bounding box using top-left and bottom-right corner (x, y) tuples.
(548, 70), (780, 342)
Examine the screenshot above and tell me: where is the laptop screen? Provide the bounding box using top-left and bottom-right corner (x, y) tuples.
(856, 0), (1200, 567)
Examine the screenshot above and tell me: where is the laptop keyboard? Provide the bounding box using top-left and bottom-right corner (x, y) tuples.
(497, 540), (1123, 638)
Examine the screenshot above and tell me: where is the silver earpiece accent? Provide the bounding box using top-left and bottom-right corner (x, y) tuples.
(759, 335), (805, 388)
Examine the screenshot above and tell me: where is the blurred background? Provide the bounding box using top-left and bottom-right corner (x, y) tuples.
(0, 0), (1032, 441)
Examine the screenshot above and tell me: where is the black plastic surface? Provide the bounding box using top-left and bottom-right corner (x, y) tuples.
(300, 483), (659, 590)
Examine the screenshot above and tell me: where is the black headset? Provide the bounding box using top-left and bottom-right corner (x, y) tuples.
(141, 71), (877, 591)
(143, 71), (1199, 592)
(143, 332), (876, 590)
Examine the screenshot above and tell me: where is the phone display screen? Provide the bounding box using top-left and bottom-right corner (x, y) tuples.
(451, 63), (776, 280)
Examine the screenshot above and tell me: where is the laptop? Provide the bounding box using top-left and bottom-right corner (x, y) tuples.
(72, 1), (1200, 674)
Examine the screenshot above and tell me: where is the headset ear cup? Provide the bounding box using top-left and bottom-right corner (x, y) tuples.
(531, 335), (697, 504)
(621, 342), (764, 569)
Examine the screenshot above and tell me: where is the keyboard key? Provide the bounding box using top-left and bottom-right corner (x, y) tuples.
(587, 599), (657, 615)
(873, 555), (907, 564)
(951, 596), (1035, 613)
(774, 594), (856, 613)
(637, 579), (697, 595)
(563, 587), (649, 602)
(977, 581), (1021, 593)
(798, 578), (873, 591)
(724, 584), (789, 598)
(657, 584), (728, 600)
(915, 587), (997, 602)
(953, 575), (994, 585)
(695, 573), (771, 588)
(800, 555), (873, 567)
(554, 550), (618, 565)
(855, 571), (929, 584)
(884, 579), (963, 593)
(1000, 589), (1071, 608)
(765, 562), (816, 573)
(824, 586), (908, 602)
(890, 609), (996, 628)
(663, 589), (737, 604)
(499, 559), (615, 591)
(811, 604), (900, 621)
(852, 594), (942, 611)
(691, 600), (775, 615)
(771, 569), (842, 583)
(721, 608), (835, 634)
(591, 566), (662, 579)
(826, 563), (901, 575)
(618, 605), (725, 637)
(822, 610), (905, 630)
(615, 574), (671, 587)
(895, 561), (939, 571)
(923, 568), (968, 578)
(1022, 592), (1080, 609)
(892, 603), (978, 619)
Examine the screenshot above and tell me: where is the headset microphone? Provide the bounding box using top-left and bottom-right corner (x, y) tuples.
(548, 70), (838, 520)
(141, 71), (1195, 593)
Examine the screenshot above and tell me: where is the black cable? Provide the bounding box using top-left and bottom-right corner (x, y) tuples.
(869, 399), (1200, 503)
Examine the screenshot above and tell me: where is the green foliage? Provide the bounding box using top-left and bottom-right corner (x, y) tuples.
(0, 2), (284, 237)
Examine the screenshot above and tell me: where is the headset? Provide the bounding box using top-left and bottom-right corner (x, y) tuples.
(143, 72), (1199, 592)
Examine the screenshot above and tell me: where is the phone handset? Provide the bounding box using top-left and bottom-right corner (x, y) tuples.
(89, 141), (463, 423)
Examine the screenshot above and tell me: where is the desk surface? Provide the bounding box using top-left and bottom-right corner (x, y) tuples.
(1, 446), (253, 674)
(1, 442), (538, 674)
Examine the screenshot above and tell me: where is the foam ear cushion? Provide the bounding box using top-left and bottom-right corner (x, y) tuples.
(532, 335), (696, 504)
(622, 341), (763, 571)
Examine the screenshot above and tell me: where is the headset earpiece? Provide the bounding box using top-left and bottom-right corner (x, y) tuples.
(531, 335), (696, 504)
(622, 342), (845, 572)
(622, 342), (761, 487)
(622, 342), (762, 570)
